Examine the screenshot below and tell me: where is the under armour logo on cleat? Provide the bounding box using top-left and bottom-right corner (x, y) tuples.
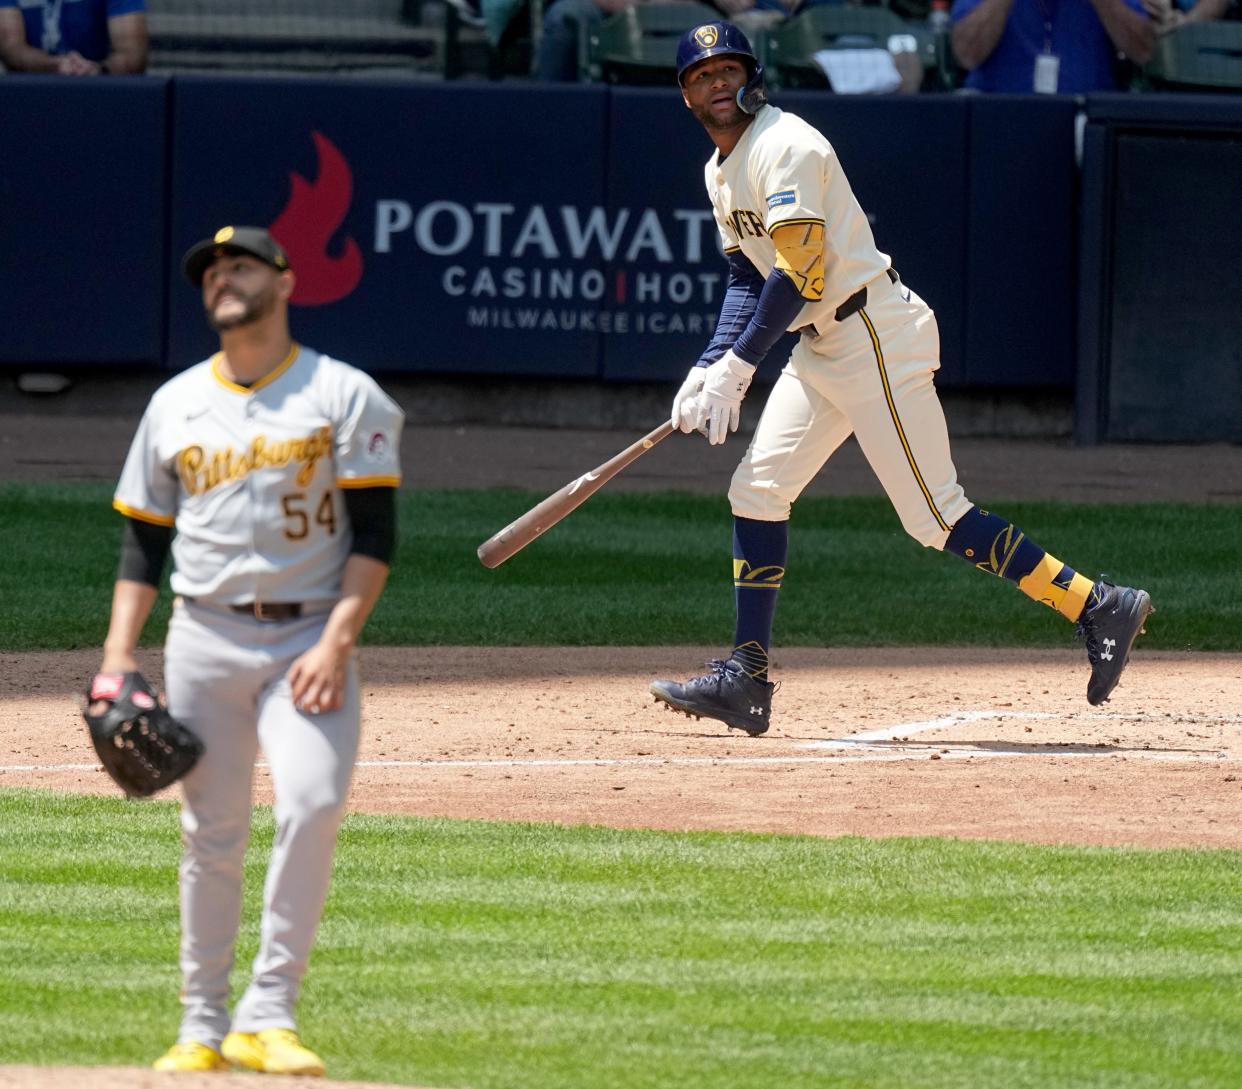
(750, 706), (763, 715)
(1100, 637), (1116, 661)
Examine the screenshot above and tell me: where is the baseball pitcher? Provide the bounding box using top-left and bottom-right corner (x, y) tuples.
(94, 225), (403, 1076)
(650, 23), (1153, 735)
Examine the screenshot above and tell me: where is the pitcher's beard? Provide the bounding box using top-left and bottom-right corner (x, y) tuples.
(207, 290), (276, 332)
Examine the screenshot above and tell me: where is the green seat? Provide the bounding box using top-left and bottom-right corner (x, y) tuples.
(1143, 23), (1242, 92)
(765, 5), (912, 90)
(581, 2), (720, 84)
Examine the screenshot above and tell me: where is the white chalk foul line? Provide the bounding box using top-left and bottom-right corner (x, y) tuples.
(0, 711), (1232, 776)
(354, 748), (1227, 767)
(824, 710), (1056, 746)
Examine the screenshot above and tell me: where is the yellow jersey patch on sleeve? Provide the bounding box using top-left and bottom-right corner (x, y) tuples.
(770, 220), (825, 301)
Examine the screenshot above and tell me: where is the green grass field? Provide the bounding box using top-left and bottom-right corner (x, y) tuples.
(3, 480), (1240, 1088)
(2, 790), (1240, 1089)
(2, 482), (1239, 650)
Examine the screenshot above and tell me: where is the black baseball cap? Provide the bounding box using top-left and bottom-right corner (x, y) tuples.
(182, 225), (290, 286)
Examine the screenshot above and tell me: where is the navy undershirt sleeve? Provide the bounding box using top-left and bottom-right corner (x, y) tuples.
(695, 250), (763, 368)
(732, 268), (806, 366)
(696, 251), (808, 369)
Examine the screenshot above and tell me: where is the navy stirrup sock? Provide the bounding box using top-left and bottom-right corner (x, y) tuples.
(945, 505), (1094, 621)
(731, 516), (788, 680)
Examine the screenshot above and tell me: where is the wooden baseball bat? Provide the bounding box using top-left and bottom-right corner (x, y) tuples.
(477, 420), (676, 569)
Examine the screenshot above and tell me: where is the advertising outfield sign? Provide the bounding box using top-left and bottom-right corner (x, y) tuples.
(169, 79), (721, 379)
(0, 77), (1069, 389)
(169, 81), (998, 386)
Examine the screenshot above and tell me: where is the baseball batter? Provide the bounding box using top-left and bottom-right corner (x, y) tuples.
(650, 23), (1153, 735)
(95, 226), (403, 1076)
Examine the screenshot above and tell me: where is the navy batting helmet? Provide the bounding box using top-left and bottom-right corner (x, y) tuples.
(675, 21), (768, 114)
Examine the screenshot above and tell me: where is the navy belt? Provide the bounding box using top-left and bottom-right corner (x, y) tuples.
(797, 268), (899, 338)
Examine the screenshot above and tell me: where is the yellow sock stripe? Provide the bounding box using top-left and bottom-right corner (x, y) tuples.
(1018, 557), (1094, 621)
(732, 640), (770, 677)
(858, 308), (949, 532)
(1063, 572), (1095, 622)
(733, 560), (785, 588)
(992, 526), (1025, 579)
(734, 640), (769, 658)
(1017, 553), (1060, 609)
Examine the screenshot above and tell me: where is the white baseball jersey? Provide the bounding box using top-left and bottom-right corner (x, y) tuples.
(114, 345), (403, 604)
(706, 104), (891, 328)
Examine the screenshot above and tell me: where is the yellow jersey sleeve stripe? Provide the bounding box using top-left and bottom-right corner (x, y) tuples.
(113, 499), (177, 527)
(770, 221), (825, 301)
(768, 216), (825, 228)
(337, 475), (401, 489)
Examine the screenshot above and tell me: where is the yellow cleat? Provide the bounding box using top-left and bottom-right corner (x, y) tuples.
(152, 1041), (228, 1072)
(222, 1028), (326, 1077)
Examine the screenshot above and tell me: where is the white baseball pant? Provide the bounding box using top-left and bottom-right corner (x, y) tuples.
(729, 270), (973, 549)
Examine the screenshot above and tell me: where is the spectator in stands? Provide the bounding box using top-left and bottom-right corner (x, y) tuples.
(950, 0), (1154, 92)
(1141, 0), (1230, 33)
(533, 0), (622, 81)
(533, 0), (617, 81)
(0, 0), (148, 75)
(534, 0), (793, 82)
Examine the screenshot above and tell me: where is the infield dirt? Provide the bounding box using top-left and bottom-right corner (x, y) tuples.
(3, 418), (1240, 848)
(3, 413), (1240, 1087)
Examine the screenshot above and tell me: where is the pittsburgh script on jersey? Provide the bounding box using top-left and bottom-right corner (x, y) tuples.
(177, 428), (333, 495)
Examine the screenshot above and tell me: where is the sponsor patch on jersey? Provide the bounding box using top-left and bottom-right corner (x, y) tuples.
(766, 189), (797, 210)
(365, 429), (391, 462)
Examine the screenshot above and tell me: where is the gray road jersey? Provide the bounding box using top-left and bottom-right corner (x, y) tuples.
(114, 345), (403, 604)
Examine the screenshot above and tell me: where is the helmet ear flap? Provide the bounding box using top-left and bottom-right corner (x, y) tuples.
(737, 62), (768, 114)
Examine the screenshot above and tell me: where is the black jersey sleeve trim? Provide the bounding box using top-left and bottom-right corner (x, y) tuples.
(117, 516), (173, 587)
(342, 486), (397, 565)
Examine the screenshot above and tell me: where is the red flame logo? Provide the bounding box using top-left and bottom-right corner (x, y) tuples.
(269, 131), (363, 306)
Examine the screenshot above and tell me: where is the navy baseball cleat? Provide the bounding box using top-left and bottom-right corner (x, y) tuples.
(1076, 581), (1154, 706)
(650, 658), (775, 735)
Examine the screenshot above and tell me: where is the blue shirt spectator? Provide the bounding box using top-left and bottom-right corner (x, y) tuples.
(0, 0), (148, 75)
(1142, 0), (1231, 34)
(950, 0), (1154, 92)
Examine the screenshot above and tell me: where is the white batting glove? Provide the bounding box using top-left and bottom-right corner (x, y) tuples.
(697, 349), (756, 445)
(670, 365), (708, 434)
